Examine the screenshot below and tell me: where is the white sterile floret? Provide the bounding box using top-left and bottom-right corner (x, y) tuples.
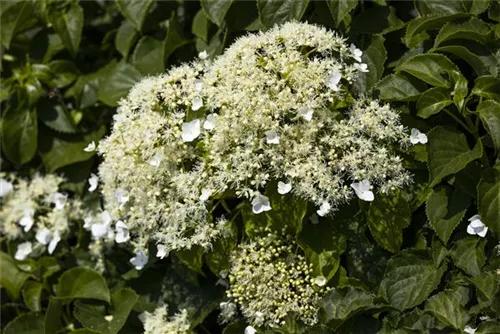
(199, 188), (212, 201)
(84, 141), (96, 152)
(182, 119), (201, 142)
(277, 181), (292, 195)
(15, 242), (32, 260)
(91, 210), (113, 239)
(317, 202), (331, 217)
(314, 275), (327, 287)
(351, 179), (374, 201)
(192, 96), (203, 111)
(147, 153), (164, 167)
(354, 63), (369, 73)
(467, 215), (488, 237)
(326, 71), (342, 91)
(0, 178), (13, 197)
(52, 192), (68, 210)
(115, 221), (130, 243)
(140, 305), (190, 334)
(298, 106), (314, 121)
(88, 173), (99, 192)
(130, 250), (148, 270)
(156, 244), (168, 259)
(251, 194), (271, 214)
(350, 43), (363, 62)
(464, 325), (477, 334)
(410, 128), (428, 145)
(265, 129), (280, 144)
(48, 230), (61, 254)
(194, 78), (203, 92)
(245, 326), (257, 334)
(198, 50), (208, 59)
(203, 113), (217, 130)
(36, 228), (52, 245)
(114, 189), (129, 209)
(19, 210), (34, 232)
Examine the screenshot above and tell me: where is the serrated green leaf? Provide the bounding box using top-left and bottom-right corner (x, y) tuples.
(0, 1), (34, 49)
(490, 0), (500, 21)
(427, 126), (483, 187)
(435, 43), (498, 77)
(416, 87), (453, 119)
(472, 75), (500, 101)
(399, 308), (438, 332)
(97, 62), (142, 106)
(477, 321), (500, 333)
(353, 34), (387, 94)
(115, 20), (138, 58)
(462, 0), (491, 15)
(4, 312), (45, 334)
(477, 167), (500, 235)
(164, 12), (191, 65)
(350, 6), (404, 35)
(416, 0), (465, 15)
(453, 75), (469, 110)
(319, 287), (374, 327)
(176, 245), (205, 276)
(379, 250), (446, 311)
(132, 36), (164, 75)
(434, 18), (491, 47)
(48, 60), (80, 88)
(478, 100), (500, 152)
(201, 0), (234, 26)
(47, 3), (84, 57)
(22, 281), (43, 312)
(326, 0), (357, 28)
(471, 272), (498, 303)
(56, 267), (110, 303)
(426, 186), (470, 244)
(116, 0), (154, 31)
(257, 0), (310, 28)
(44, 297), (65, 334)
(37, 97), (77, 134)
(367, 191), (411, 253)
(397, 54), (460, 88)
(1, 107), (37, 165)
(450, 237), (485, 276)
(424, 290), (470, 330)
(0, 252), (30, 300)
(374, 72), (427, 101)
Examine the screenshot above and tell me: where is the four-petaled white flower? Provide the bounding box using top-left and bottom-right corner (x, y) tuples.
(182, 119), (201, 142)
(52, 192), (68, 210)
(130, 250), (148, 270)
(15, 242), (32, 260)
(36, 228), (52, 245)
(84, 141), (96, 152)
(252, 194), (272, 214)
(464, 325), (476, 334)
(316, 202), (331, 217)
(204, 113), (217, 130)
(147, 153), (164, 167)
(467, 215), (488, 237)
(199, 188), (212, 201)
(410, 128), (428, 145)
(314, 275), (327, 287)
(354, 63), (369, 73)
(351, 180), (374, 201)
(298, 106), (314, 121)
(350, 43), (363, 62)
(192, 96), (203, 111)
(115, 189), (129, 209)
(245, 326), (257, 334)
(115, 220), (130, 243)
(48, 230), (61, 254)
(91, 210), (113, 239)
(265, 129), (280, 144)
(194, 78), (203, 92)
(277, 181), (292, 195)
(326, 71), (342, 91)
(156, 244), (168, 259)
(198, 50), (208, 59)
(19, 209), (34, 232)
(0, 178), (13, 197)
(88, 173), (98, 192)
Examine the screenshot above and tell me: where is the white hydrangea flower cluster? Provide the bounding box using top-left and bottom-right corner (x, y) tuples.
(140, 305), (191, 334)
(0, 174), (82, 260)
(225, 229), (328, 327)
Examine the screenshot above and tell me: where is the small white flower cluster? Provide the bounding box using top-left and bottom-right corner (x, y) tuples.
(140, 305), (191, 334)
(225, 229), (328, 327)
(0, 174), (82, 260)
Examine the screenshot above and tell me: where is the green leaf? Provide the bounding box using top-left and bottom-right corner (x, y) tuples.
(206, 221), (237, 275)
(0, 1), (34, 49)
(201, 0), (234, 26)
(379, 249), (447, 311)
(397, 54), (460, 88)
(435, 44), (498, 77)
(434, 18), (491, 47)
(471, 272), (498, 303)
(477, 321), (500, 333)
(478, 100), (500, 152)
(115, 20), (138, 58)
(404, 13), (471, 48)
(450, 237), (486, 276)
(97, 62), (142, 106)
(1, 107), (37, 165)
(350, 6), (404, 35)
(425, 290), (470, 330)
(416, 0), (465, 15)
(426, 186), (470, 244)
(257, 0), (310, 28)
(416, 87), (453, 119)
(47, 3), (84, 57)
(132, 36), (164, 75)
(116, 0), (154, 31)
(4, 312), (45, 334)
(163, 12), (191, 65)
(22, 281), (43, 312)
(472, 75), (500, 101)
(427, 126), (483, 187)
(374, 73), (427, 101)
(56, 267), (110, 303)
(48, 60), (80, 88)
(477, 167), (500, 235)
(176, 245), (205, 276)
(353, 35), (387, 94)
(367, 191), (411, 253)
(192, 9), (212, 42)
(0, 252), (30, 300)
(453, 75), (469, 110)
(195, 26), (227, 58)
(319, 287), (374, 327)
(37, 97), (77, 134)
(326, 0), (357, 28)
(462, 0), (491, 15)
(490, 0), (500, 21)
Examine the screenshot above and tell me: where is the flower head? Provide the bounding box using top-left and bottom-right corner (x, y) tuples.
(410, 128), (428, 145)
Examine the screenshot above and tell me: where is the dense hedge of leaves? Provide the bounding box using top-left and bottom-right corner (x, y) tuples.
(1, 0), (500, 333)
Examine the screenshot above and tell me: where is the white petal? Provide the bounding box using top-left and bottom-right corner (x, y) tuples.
(359, 180), (371, 192)
(203, 113), (217, 130)
(351, 180), (373, 201)
(198, 51), (208, 59)
(326, 71), (341, 91)
(115, 220), (130, 243)
(199, 188), (212, 201)
(115, 189), (129, 209)
(15, 242), (32, 261)
(470, 219), (485, 229)
(317, 202), (331, 217)
(360, 190), (375, 201)
(251, 195), (271, 214)
(418, 133), (428, 144)
(477, 226), (488, 238)
(468, 214), (481, 222)
(130, 250), (148, 270)
(265, 129), (280, 144)
(92, 223), (109, 239)
(354, 63), (369, 73)
(36, 228), (52, 245)
(194, 78), (203, 92)
(182, 119), (201, 142)
(83, 216), (93, 230)
(147, 153), (164, 167)
(101, 210), (112, 225)
(245, 326), (257, 334)
(0, 178), (14, 197)
(48, 230), (61, 254)
(51, 192), (68, 210)
(19, 214), (34, 232)
(84, 141), (96, 152)
(464, 325), (477, 334)
(192, 96), (203, 111)
(277, 181), (292, 195)
(88, 173), (99, 192)
(156, 245), (168, 259)
(410, 128), (427, 145)
(467, 223), (476, 235)
(350, 43), (363, 62)
(314, 275), (327, 287)
(298, 106), (314, 121)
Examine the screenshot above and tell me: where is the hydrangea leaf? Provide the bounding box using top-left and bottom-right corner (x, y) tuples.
(4, 312), (45, 334)
(115, 20), (138, 58)
(326, 0), (358, 28)
(44, 297), (65, 334)
(426, 185), (471, 244)
(477, 321), (500, 333)
(416, 0), (465, 15)
(450, 237), (486, 277)
(416, 87), (453, 119)
(353, 34), (387, 94)
(257, 0), (310, 28)
(472, 75), (500, 101)
(0, 252), (31, 300)
(470, 272), (498, 303)
(201, 0), (234, 26)
(367, 191), (411, 253)
(97, 62), (142, 106)
(192, 9), (212, 42)
(434, 18), (491, 47)
(132, 36), (164, 75)
(350, 6), (404, 35)
(48, 60), (80, 88)
(22, 281), (43, 312)
(424, 290), (470, 330)
(1, 107), (37, 165)
(163, 12), (191, 64)
(462, 0), (491, 15)
(116, 0), (154, 31)
(47, 3), (84, 57)
(37, 97), (78, 134)
(478, 100), (500, 152)
(453, 75), (469, 110)
(319, 287), (374, 327)
(0, 1), (35, 49)
(489, 0), (500, 21)
(397, 54), (460, 88)
(176, 245), (205, 276)
(56, 267), (110, 303)
(206, 221), (237, 276)
(435, 44), (498, 77)
(477, 165), (500, 235)
(379, 249), (447, 311)
(374, 72), (427, 101)
(399, 308), (438, 332)
(427, 126), (483, 187)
